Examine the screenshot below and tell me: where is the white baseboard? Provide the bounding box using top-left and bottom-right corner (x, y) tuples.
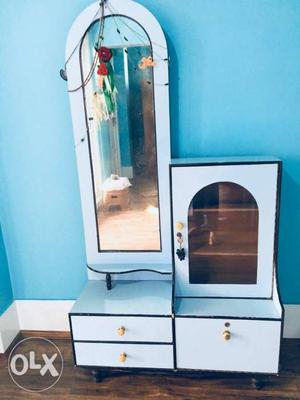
(0, 302), (20, 353)
(1, 301), (299, 353)
(283, 305), (300, 339)
(15, 300), (75, 332)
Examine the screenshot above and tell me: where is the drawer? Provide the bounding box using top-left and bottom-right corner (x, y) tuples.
(70, 315), (172, 343)
(74, 342), (174, 369)
(176, 318), (281, 373)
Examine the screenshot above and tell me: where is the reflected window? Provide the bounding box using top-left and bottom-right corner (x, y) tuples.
(188, 182), (258, 284)
(80, 16), (161, 251)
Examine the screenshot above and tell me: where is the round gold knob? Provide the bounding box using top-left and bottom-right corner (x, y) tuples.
(223, 330), (231, 341)
(117, 326), (126, 336)
(119, 352), (127, 362)
(176, 222), (184, 230)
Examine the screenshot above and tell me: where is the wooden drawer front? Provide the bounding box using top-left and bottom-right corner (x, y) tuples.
(74, 342), (174, 369)
(71, 316), (172, 343)
(176, 318), (281, 373)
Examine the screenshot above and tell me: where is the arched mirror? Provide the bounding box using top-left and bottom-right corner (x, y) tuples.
(66, 0), (171, 266)
(188, 182), (259, 285)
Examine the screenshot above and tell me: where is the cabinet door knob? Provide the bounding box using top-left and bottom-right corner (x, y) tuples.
(176, 222), (184, 231)
(119, 352), (127, 362)
(223, 330), (231, 341)
(117, 326), (126, 336)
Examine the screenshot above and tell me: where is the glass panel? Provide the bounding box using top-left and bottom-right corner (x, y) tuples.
(80, 16), (161, 251)
(188, 182), (258, 284)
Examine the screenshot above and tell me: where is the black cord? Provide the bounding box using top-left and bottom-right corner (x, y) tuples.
(67, 1), (106, 92)
(62, 3), (169, 89)
(87, 264), (171, 275)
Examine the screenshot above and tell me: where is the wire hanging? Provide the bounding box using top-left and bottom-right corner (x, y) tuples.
(106, 9), (169, 86)
(61, 1), (169, 91)
(107, 2), (168, 52)
(60, 1), (106, 92)
(60, 7), (100, 82)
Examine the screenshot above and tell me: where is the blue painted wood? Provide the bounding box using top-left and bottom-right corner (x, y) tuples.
(70, 280), (172, 315)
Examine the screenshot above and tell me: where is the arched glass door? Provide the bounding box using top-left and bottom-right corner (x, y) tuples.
(188, 182), (258, 284)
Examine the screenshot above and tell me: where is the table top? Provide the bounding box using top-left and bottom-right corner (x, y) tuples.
(70, 280), (173, 316)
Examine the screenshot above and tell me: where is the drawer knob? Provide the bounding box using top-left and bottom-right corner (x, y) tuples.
(119, 352), (127, 362)
(223, 330), (231, 341)
(117, 326), (126, 336)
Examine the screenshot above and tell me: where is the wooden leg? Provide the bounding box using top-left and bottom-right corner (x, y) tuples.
(91, 369), (103, 383)
(251, 377), (264, 390)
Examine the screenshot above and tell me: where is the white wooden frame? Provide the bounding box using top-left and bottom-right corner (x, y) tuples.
(66, 0), (171, 270)
(171, 163), (279, 298)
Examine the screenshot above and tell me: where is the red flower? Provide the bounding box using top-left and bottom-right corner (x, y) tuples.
(97, 62), (108, 76)
(97, 46), (112, 62)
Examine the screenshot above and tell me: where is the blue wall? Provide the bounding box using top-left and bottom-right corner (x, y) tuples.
(0, 0), (299, 303)
(0, 226), (13, 315)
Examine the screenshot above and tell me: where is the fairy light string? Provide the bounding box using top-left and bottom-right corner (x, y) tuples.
(62, 2), (169, 91)
(103, 6), (169, 86)
(107, 2), (168, 53)
(62, 2), (171, 153)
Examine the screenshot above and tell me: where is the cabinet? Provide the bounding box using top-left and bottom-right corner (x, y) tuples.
(175, 318), (281, 373)
(171, 158), (283, 374)
(69, 280), (174, 371)
(68, 157), (283, 377)
(65, 0), (283, 383)
(171, 160), (279, 297)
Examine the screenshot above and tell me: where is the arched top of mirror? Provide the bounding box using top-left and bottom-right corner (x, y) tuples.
(66, 0), (168, 85)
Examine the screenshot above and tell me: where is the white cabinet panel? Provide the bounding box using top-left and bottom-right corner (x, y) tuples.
(71, 316), (172, 343)
(175, 297), (281, 319)
(171, 163), (279, 297)
(74, 342), (174, 368)
(176, 318), (281, 373)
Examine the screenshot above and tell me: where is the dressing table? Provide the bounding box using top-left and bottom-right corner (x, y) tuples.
(64, 0), (283, 386)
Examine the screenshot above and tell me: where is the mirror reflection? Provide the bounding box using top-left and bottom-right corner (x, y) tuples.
(81, 16), (161, 251)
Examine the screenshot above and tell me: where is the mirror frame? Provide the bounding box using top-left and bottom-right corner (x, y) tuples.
(66, 0), (172, 270)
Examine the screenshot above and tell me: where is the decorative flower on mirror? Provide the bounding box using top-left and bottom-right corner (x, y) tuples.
(93, 46), (117, 123)
(97, 46), (113, 62)
(138, 56), (156, 70)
